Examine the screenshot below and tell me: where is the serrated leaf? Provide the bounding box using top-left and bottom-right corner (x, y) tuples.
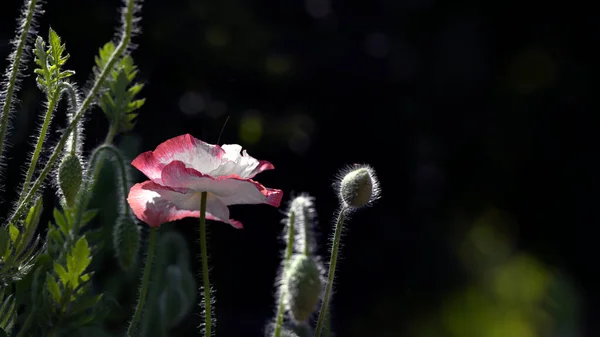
(25, 197), (43, 230)
(53, 262), (69, 286)
(48, 28), (61, 54)
(53, 208), (69, 233)
(67, 237), (91, 286)
(8, 225), (19, 244)
(59, 70), (75, 79)
(46, 273), (61, 303)
(94, 42), (116, 72)
(17, 198), (43, 255)
(47, 227), (64, 246)
(95, 42), (144, 134)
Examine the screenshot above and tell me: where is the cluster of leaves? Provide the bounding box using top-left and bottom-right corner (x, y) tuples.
(0, 199), (43, 286)
(96, 42), (146, 134)
(33, 28), (75, 95)
(0, 0), (148, 333)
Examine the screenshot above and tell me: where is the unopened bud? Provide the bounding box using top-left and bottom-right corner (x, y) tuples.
(283, 254), (324, 322)
(287, 194), (316, 255)
(113, 216), (140, 270)
(338, 165), (380, 209)
(58, 154), (83, 208)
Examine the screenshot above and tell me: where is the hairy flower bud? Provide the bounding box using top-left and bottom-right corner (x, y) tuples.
(113, 215), (140, 270)
(57, 154), (83, 207)
(283, 254), (324, 322)
(337, 165), (380, 209)
(287, 194), (316, 255)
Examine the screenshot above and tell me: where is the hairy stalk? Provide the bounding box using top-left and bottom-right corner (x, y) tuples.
(73, 144), (130, 234)
(127, 226), (157, 337)
(199, 191), (212, 337)
(7, 0), (139, 226)
(0, 0), (40, 170)
(18, 89), (61, 205)
(80, 122), (117, 214)
(314, 208), (347, 337)
(60, 81), (81, 155)
(273, 211), (296, 337)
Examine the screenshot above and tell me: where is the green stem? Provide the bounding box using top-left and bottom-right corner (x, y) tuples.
(127, 226), (158, 337)
(323, 310), (331, 337)
(7, 0), (137, 227)
(199, 191), (212, 337)
(273, 211), (296, 337)
(18, 90), (60, 205)
(15, 309), (35, 337)
(81, 122), (118, 209)
(0, 0), (39, 164)
(73, 144), (129, 233)
(314, 208), (346, 337)
(60, 81), (80, 155)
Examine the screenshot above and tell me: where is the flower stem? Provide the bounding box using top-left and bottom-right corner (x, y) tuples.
(60, 81), (81, 155)
(127, 226), (157, 337)
(72, 144), (130, 233)
(199, 191), (212, 337)
(18, 90), (60, 205)
(314, 208), (346, 337)
(0, 0), (40, 165)
(273, 211), (296, 337)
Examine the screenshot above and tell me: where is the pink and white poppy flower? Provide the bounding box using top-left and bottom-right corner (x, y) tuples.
(127, 134), (283, 228)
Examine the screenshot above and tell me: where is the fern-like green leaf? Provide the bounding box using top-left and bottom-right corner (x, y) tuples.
(95, 42), (145, 134)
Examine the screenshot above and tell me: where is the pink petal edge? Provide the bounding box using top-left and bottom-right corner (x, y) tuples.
(127, 180), (243, 228)
(161, 161), (283, 207)
(131, 134), (225, 182)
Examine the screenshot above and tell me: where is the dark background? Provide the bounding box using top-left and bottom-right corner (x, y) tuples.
(1, 0), (598, 336)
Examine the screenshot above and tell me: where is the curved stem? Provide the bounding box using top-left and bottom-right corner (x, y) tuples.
(7, 0), (137, 227)
(73, 144), (129, 233)
(199, 191), (212, 337)
(314, 208), (346, 337)
(273, 211), (296, 337)
(127, 226), (158, 337)
(0, 0), (40, 164)
(60, 81), (81, 155)
(18, 90), (60, 205)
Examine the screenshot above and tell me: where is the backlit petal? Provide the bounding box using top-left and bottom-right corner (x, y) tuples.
(161, 161), (283, 207)
(209, 144), (274, 178)
(131, 134), (225, 184)
(127, 181), (200, 227)
(127, 180), (243, 228)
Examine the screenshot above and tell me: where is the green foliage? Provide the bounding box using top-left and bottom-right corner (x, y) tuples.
(42, 236), (104, 333)
(0, 288), (16, 335)
(33, 28), (75, 94)
(0, 198), (43, 285)
(1, 0), (146, 335)
(46, 207), (98, 260)
(140, 231), (196, 336)
(95, 42), (145, 134)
